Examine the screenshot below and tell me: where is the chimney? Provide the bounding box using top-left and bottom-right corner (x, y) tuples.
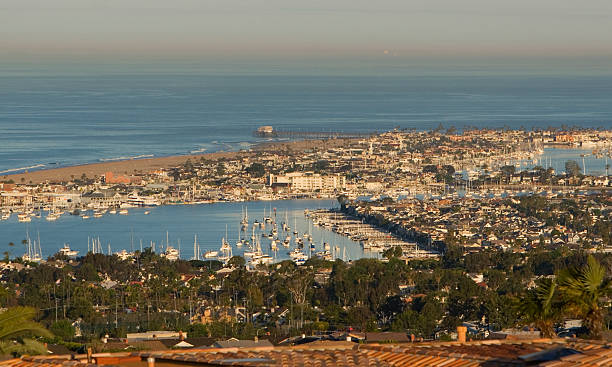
(87, 347), (93, 363)
(457, 326), (467, 343)
(179, 331), (185, 341)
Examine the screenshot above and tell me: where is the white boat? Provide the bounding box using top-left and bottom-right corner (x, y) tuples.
(144, 210), (150, 215)
(250, 255), (274, 266)
(243, 250), (256, 257)
(119, 209), (129, 215)
(204, 251), (219, 259)
(162, 245), (180, 261)
(58, 243), (78, 257)
(109, 209), (117, 214)
(23, 234), (43, 262)
(289, 248), (308, 265)
(18, 213), (31, 222)
(46, 212), (60, 221)
(219, 237), (233, 262)
(1, 213), (10, 220)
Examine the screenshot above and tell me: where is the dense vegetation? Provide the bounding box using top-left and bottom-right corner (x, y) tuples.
(2, 240), (611, 347)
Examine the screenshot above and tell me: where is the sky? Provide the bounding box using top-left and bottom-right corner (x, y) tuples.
(2, 0), (612, 74)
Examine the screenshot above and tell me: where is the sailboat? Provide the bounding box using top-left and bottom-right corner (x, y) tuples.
(23, 232), (43, 262)
(192, 234), (200, 260)
(235, 225), (243, 247)
(241, 207), (249, 228)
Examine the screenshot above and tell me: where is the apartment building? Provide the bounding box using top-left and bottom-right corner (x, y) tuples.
(268, 172), (346, 192)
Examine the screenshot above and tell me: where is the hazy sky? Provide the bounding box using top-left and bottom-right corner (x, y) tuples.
(2, 0), (612, 73)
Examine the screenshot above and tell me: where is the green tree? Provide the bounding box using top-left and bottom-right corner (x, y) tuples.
(558, 256), (611, 339)
(383, 246), (402, 259)
(0, 307), (52, 356)
(246, 163), (266, 177)
(565, 160), (581, 176)
(516, 278), (560, 338)
(50, 320), (75, 341)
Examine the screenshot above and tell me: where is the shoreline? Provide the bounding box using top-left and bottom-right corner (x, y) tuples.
(1, 137), (356, 184)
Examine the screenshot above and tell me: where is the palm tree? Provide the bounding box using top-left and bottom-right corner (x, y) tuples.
(558, 256), (612, 339)
(516, 278), (560, 338)
(0, 307), (52, 356)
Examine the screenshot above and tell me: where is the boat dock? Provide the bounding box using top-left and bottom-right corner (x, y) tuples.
(305, 209), (439, 259)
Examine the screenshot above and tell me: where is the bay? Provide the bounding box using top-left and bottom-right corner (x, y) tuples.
(0, 199), (374, 262)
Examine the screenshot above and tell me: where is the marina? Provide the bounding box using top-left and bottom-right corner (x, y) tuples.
(305, 209), (439, 259)
(0, 199), (373, 264)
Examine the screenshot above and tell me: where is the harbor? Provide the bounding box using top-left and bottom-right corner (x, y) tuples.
(305, 209), (439, 259)
(0, 199), (374, 264)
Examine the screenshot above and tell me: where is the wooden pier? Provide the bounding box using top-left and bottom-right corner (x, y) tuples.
(254, 126), (374, 139)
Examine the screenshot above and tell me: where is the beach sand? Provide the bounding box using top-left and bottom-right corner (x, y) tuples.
(2, 138), (356, 184)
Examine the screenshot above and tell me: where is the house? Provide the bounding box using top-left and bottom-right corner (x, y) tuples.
(211, 338), (273, 349)
(7, 336), (612, 366)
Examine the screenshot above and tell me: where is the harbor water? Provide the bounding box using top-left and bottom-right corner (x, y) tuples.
(0, 199), (375, 262)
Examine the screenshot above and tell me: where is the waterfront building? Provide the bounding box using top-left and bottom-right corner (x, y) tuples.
(268, 172), (346, 192)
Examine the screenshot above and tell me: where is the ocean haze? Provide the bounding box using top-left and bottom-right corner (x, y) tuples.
(2, 0), (612, 72)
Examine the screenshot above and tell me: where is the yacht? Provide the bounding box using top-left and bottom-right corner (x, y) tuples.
(204, 250), (219, 259)
(58, 244), (78, 257)
(1, 212), (10, 221)
(18, 213), (31, 222)
(162, 246), (180, 261)
(46, 212), (60, 221)
(119, 209), (129, 215)
(219, 238), (233, 262)
(289, 248), (308, 265)
(250, 255), (274, 266)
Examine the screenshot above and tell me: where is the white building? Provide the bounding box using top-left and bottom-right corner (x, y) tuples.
(268, 172), (346, 192)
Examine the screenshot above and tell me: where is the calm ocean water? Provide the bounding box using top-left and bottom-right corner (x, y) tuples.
(1, 74), (612, 174)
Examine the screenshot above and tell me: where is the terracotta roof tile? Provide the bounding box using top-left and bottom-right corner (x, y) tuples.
(4, 338), (612, 367)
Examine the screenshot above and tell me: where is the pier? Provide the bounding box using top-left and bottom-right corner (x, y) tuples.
(254, 125), (374, 139)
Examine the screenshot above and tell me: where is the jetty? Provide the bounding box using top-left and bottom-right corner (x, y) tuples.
(254, 125), (374, 139)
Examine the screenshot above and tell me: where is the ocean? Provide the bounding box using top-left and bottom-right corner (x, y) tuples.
(1, 74), (612, 174)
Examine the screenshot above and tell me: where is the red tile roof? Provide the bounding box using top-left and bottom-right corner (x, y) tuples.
(2, 338), (612, 367)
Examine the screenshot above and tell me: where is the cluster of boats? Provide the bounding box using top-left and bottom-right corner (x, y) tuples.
(1, 206), (151, 223)
(199, 207), (345, 266)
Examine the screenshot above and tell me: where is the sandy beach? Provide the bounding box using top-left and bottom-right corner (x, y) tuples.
(1, 138), (356, 184)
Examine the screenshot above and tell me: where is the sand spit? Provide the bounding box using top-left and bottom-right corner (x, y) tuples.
(2, 138), (356, 184)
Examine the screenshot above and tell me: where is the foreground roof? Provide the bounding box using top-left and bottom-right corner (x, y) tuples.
(2, 338), (612, 367)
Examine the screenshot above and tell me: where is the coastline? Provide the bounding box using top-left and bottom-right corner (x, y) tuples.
(1, 137), (356, 184)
